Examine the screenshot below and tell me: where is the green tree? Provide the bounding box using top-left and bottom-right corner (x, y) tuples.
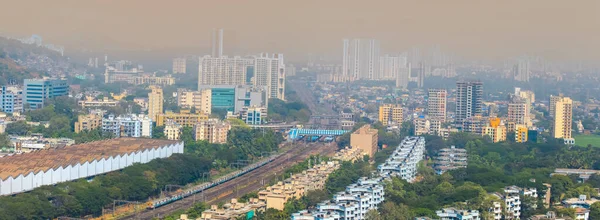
(590, 202), (600, 219)
(379, 202), (414, 220)
(6, 121), (31, 135)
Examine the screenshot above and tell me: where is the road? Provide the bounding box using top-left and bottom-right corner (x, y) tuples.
(288, 80), (336, 116)
(121, 142), (337, 219)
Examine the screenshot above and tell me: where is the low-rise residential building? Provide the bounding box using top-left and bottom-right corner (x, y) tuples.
(0, 86), (23, 113)
(74, 113), (103, 133)
(414, 115), (431, 136)
(258, 161), (340, 210)
(8, 135), (75, 153)
(434, 146), (467, 175)
(156, 109), (208, 127)
(333, 147), (363, 162)
(575, 208), (590, 220)
(240, 106), (267, 125)
(177, 88), (212, 115)
(311, 177), (384, 219)
(340, 120), (355, 131)
(563, 195), (599, 209)
(552, 168), (600, 181)
(350, 125), (378, 158)
(436, 208), (480, 220)
(133, 97), (148, 111)
(377, 136), (425, 182)
(491, 185), (537, 220)
(529, 211), (574, 220)
(78, 96), (118, 108)
(198, 198), (266, 220)
(102, 114), (153, 138)
(482, 118), (507, 143)
(193, 119), (231, 144)
(379, 103), (403, 126)
(515, 124), (528, 143)
(164, 120), (182, 140)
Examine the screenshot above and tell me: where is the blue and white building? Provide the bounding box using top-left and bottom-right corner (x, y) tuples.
(436, 208), (480, 220)
(23, 78), (68, 109)
(240, 106), (267, 125)
(0, 86), (23, 113)
(102, 114), (153, 138)
(377, 136), (426, 182)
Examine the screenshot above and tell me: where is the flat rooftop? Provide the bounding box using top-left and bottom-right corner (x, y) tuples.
(0, 138), (179, 180)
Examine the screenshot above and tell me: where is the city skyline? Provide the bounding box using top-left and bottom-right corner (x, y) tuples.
(0, 0), (599, 64)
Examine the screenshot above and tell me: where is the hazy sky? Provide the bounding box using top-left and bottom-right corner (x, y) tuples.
(1, 0), (599, 62)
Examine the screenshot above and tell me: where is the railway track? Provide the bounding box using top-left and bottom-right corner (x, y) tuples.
(121, 142), (336, 219)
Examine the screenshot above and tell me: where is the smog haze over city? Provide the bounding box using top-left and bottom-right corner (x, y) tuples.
(2, 1), (600, 220)
(1, 0), (599, 64)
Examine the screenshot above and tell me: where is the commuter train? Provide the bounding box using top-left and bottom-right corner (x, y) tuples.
(147, 154), (279, 209)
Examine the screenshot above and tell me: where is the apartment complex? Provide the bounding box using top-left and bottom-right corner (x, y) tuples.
(74, 113), (103, 133)
(198, 55), (253, 87)
(414, 115), (431, 136)
(177, 89), (212, 115)
(333, 147), (363, 162)
(198, 199), (265, 220)
(507, 96), (531, 127)
(259, 161), (340, 210)
(342, 38), (380, 80)
(148, 86), (164, 122)
(23, 78), (68, 110)
(102, 114), (153, 138)
(378, 103), (403, 126)
(193, 119), (231, 144)
(433, 146), (467, 175)
(172, 57), (186, 74)
(350, 125), (378, 158)
(455, 81), (483, 124)
(164, 120), (182, 140)
(491, 186), (538, 220)
(253, 53), (286, 100)
(482, 118), (507, 143)
(0, 86), (23, 113)
(156, 109), (208, 127)
(240, 106), (267, 125)
(78, 97), (118, 108)
(377, 136), (425, 182)
(427, 89), (447, 122)
(515, 124), (528, 143)
(551, 96), (573, 142)
(311, 177), (384, 220)
(379, 54), (407, 80)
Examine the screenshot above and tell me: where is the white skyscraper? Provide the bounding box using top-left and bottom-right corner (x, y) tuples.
(396, 62), (411, 89)
(198, 56), (253, 87)
(253, 53), (286, 100)
(514, 59), (530, 82)
(342, 38), (380, 80)
(172, 57), (187, 74)
(379, 54), (408, 80)
(211, 28), (224, 57)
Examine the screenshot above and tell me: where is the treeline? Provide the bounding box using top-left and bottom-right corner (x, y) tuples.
(0, 127), (283, 219)
(267, 98), (311, 123)
(0, 154), (211, 219)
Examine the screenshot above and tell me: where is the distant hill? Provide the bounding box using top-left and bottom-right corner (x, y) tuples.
(0, 55), (41, 85)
